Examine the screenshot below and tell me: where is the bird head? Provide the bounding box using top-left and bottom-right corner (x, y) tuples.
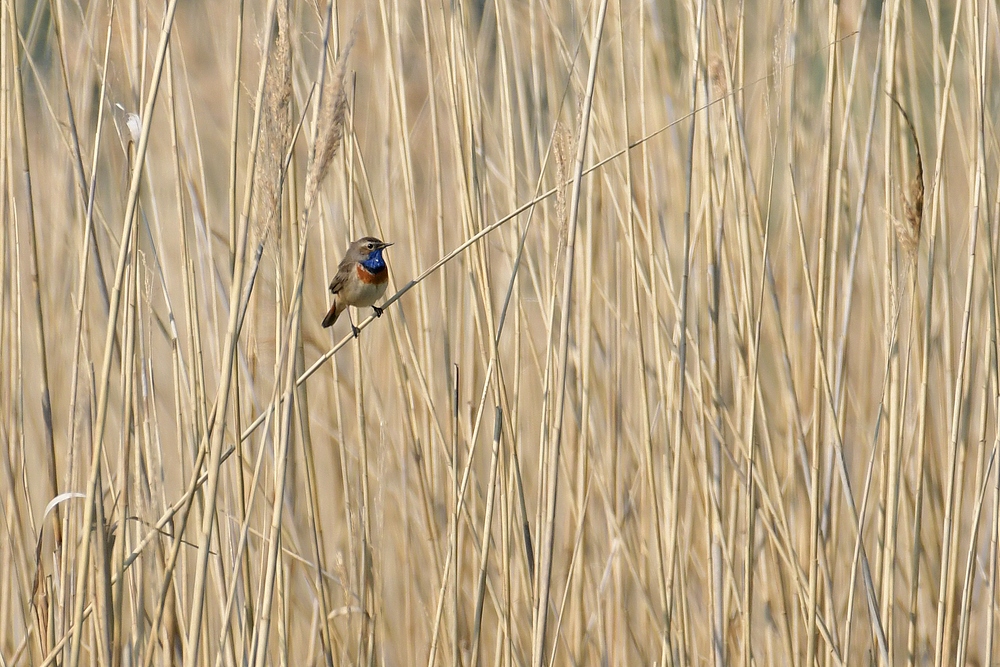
(351, 237), (392, 270)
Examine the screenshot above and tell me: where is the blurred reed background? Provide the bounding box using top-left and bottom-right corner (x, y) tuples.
(2, 0), (999, 664)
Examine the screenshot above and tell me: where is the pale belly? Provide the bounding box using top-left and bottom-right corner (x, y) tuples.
(339, 277), (388, 308)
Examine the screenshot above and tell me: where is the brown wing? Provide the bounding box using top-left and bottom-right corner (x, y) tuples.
(328, 256), (354, 295)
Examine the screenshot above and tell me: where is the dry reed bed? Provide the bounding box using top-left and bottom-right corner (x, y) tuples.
(2, 0), (999, 665)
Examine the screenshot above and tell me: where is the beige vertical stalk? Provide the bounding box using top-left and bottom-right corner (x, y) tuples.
(183, 0), (280, 663)
(530, 2), (609, 664)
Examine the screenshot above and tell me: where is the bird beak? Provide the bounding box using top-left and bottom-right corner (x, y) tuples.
(379, 241), (393, 250)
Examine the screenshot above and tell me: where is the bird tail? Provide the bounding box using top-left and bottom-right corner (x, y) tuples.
(322, 299), (341, 328)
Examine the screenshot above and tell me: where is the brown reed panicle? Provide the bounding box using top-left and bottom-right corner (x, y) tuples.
(254, 0), (293, 236)
(888, 92), (924, 258)
(303, 17), (359, 217)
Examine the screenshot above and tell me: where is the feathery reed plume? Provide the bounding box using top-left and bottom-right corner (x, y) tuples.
(553, 122), (570, 228)
(888, 92), (924, 258)
(253, 0), (293, 235)
(554, 113), (579, 255)
(303, 16), (359, 218)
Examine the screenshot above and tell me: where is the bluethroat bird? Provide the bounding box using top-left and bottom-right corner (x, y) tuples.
(322, 237), (392, 336)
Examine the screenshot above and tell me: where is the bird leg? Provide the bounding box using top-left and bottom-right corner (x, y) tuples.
(348, 310), (360, 338)
(372, 305), (384, 318)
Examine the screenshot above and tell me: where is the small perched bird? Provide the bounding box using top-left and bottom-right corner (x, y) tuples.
(322, 237), (393, 336)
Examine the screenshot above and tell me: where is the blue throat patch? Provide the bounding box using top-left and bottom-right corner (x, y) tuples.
(360, 248), (387, 272)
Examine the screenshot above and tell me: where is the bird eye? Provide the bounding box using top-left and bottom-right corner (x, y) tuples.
(368, 243), (374, 249)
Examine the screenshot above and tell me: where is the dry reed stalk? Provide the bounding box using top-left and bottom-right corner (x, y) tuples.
(58, 0), (185, 664)
(803, 3), (843, 662)
(788, 169), (889, 662)
(955, 330), (996, 665)
(57, 19), (116, 642)
(183, 0), (281, 662)
(923, 1), (965, 664)
(469, 409), (503, 663)
(378, 0), (436, 402)
(7, 0), (58, 568)
(249, 273), (307, 667)
(659, 1), (707, 662)
(613, 5), (670, 664)
(531, 2), (610, 664)
(984, 155), (1000, 667)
